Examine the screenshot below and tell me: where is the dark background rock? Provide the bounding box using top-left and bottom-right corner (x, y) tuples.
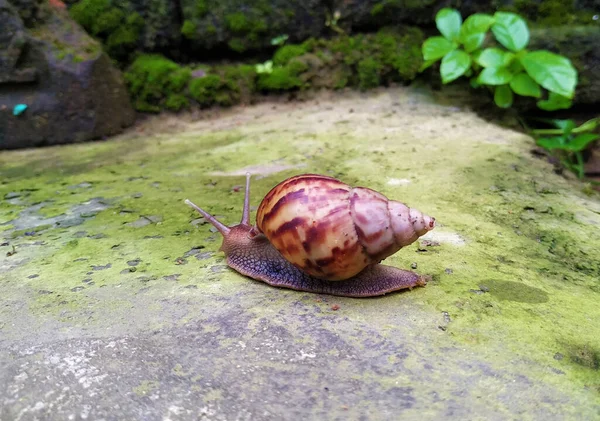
(0, 1), (135, 150)
(179, 0), (327, 55)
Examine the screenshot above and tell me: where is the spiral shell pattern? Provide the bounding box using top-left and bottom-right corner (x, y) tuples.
(256, 174), (435, 281)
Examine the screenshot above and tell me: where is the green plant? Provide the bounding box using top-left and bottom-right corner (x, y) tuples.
(421, 8), (578, 109)
(325, 10), (345, 35)
(255, 60), (273, 74)
(531, 117), (599, 179)
(271, 34), (289, 46)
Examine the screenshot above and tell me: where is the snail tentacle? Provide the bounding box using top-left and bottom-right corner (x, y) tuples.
(240, 172), (252, 226)
(185, 199), (230, 236)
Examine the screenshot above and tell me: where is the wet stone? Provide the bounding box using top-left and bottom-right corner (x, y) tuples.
(56, 217), (85, 228)
(126, 215), (163, 228)
(70, 286), (85, 292)
(4, 192), (21, 199)
(184, 247), (205, 258)
(69, 182), (92, 189)
(27, 274), (39, 279)
(163, 274), (181, 281)
(92, 263), (112, 271)
(127, 259), (141, 267)
(195, 252), (213, 260)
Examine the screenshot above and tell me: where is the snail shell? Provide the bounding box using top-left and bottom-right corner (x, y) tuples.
(256, 174), (435, 281)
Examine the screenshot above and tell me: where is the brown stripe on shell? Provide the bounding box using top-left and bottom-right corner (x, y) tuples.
(260, 188), (308, 227)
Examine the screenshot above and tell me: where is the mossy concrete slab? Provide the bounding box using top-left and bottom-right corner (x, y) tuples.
(1, 88), (599, 420)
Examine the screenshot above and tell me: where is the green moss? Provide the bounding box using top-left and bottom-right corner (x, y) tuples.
(181, 19), (198, 39)
(502, 0), (593, 26)
(105, 12), (144, 61)
(371, 3), (385, 16)
(257, 66), (303, 91)
(92, 7), (125, 36)
(70, 0), (143, 63)
(165, 94), (190, 111)
(380, 27), (424, 80)
(70, 0), (112, 31)
(189, 74), (222, 106)
(196, 0), (208, 16)
(125, 54), (189, 112)
(357, 58), (383, 90)
(227, 38), (247, 53)
(206, 24), (217, 35)
(222, 64), (257, 101)
(225, 12), (249, 33)
(272, 44), (307, 66)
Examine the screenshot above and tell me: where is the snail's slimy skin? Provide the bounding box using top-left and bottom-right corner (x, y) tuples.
(185, 173), (434, 298)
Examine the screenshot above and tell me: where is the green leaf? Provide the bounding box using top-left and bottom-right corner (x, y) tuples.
(521, 51), (578, 98)
(536, 136), (568, 150)
(550, 118), (576, 133)
(503, 52), (515, 67)
(476, 48), (506, 67)
(477, 66), (513, 85)
(419, 59), (437, 72)
(508, 57), (524, 74)
(510, 73), (541, 97)
(491, 12), (529, 52)
(461, 13), (495, 35)
(566, 133), (599, 152)
(436, 8), (462, 41)
(422, 36), (456, 61)
(573, 118), (599, 133)
(537, 92), (573, 111)
(494, 85), (513, 108)
(470, 77), (481, 89)
(440, 50), (472, 83)
(461, 32), (485, 53)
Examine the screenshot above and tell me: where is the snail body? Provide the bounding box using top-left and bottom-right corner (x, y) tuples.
(185, 174), (435, 298)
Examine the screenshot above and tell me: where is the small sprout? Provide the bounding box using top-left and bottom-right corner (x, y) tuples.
(255, 60), (273, 74)
(271, 34), (289, 46)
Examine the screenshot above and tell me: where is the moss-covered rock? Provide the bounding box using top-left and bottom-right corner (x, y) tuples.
(272, 44), (307, 66)
(69, 0), (180, 63)
(179, 0), (326, 54)
(123, 26), (424, 113)
(1, 88), (599, 418)
(0, 0), (135, 150)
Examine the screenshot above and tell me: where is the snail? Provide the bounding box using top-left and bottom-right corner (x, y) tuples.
(185, 174), (435, 298)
